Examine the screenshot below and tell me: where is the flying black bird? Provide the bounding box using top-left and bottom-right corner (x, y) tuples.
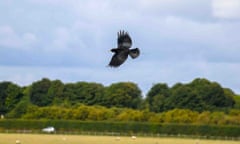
(108, 30), (140, 67)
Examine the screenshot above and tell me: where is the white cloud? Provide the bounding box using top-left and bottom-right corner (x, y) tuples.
(212, 0), (240, 19)
(23, 32), (37, 46)
(0, 25), (37, 49)
(51, 27), (71, 51)
(27, 0), (66, 5)
(161, 16), (224, 43)
(143, 15), (240, 64)
(0, 25), (22, 48)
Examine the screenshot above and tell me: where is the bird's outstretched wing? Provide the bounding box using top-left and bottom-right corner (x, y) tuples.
(117, 30), (132, 48)
(129, 48), (140, 59)
(108, 48), (129, 67)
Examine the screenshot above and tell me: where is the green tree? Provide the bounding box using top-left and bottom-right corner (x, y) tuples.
(0, 81), (23, 114)
(150, 94), (167, 112)
(29, 78), (52, 106)
(48, 80), (65, 105)
(62, 83), (76, 104)
(7, 85), (35, 118)
(146, 78), (235, 112)
(6, 96), (31, 118)
(223, 88), (236, 107)
(189, 78), (235, 109)
(80, 82), (105, 105)
(168, 85), (206, 111)
(103, 82), (142, 109)
(63, 82), (104, 106)
(146, 83), (169, 112)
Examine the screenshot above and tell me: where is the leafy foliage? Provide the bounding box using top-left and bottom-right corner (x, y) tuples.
(63, 82), (105, 106)
(0, 77), (239, 125)
(30, 78), (52, 106)
(0, 82), (23, 114)
(146, 78), (236, 112)
(103, 82), (142, 109)
(146, 83), (169, 112)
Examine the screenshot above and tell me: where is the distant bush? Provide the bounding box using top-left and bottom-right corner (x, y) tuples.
(6, 103), (240, 126)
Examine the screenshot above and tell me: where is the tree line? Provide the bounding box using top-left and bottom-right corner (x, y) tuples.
(0, 78), (239, 121)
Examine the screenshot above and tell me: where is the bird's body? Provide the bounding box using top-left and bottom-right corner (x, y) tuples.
(109, 48), (129, 66)
(108, 30), (140, 67)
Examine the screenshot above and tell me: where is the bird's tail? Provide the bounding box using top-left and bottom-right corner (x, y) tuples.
(129, 48), (140, 59)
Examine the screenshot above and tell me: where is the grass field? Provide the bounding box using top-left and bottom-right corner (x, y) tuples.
(0, 134), (239, 144)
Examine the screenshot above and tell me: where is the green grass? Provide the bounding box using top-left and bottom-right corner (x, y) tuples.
(0, 133), (239, 144)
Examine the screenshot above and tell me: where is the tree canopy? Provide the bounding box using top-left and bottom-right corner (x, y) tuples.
(0, 82), (23, 114)
(146, 78), (235, 112)
(0, 78), (238, 117)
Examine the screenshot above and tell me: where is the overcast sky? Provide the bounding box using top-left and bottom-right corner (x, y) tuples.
(1, 0), (240, 95)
